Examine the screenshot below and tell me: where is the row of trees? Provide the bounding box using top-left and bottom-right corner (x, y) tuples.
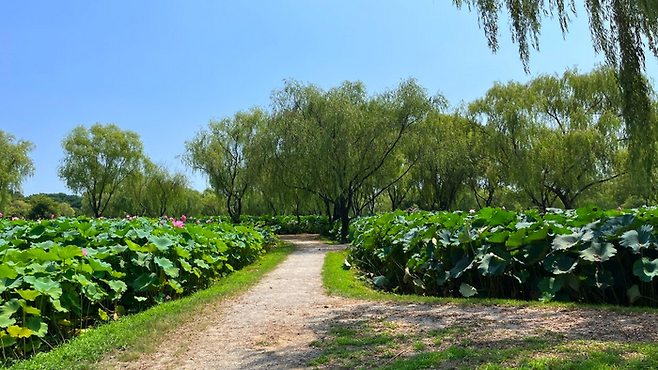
(183, 67), (654, 240)
(1, 67), (656, 240)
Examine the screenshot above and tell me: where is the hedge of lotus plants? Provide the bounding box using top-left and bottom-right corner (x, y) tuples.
(0, 215), (273, 360)
(349, 207), (658, 307)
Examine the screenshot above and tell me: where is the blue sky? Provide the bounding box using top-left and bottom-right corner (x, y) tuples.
(1, 1), (656, 196)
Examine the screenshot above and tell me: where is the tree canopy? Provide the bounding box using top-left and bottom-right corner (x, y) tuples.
(58, 123), (145, 217)
(453, 0), (658, 192)
(0, 129), (34, 210)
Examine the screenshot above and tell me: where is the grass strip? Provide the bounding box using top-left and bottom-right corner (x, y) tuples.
(4, 242), (296, 370)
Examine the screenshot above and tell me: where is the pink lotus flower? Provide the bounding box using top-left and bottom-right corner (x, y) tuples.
(51, 214), (55, 219)
(181, 215), (187, 221)
(502, 206), (506, 210)
(206, 219), (212, 223)
(82, 248), (88, 256)
(172, 220), (184, 228)
(0, 212), (3, 218)
(196, 220), (200, 224)
(469, 209), (476, 214)
(11, 217), (18, 221)
(617, 206), (622, 211)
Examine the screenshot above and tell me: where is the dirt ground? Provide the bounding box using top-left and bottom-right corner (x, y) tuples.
(103, 234), (658, 370)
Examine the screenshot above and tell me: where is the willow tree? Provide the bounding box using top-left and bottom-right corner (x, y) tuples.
(264, 79), (437, 241)
(0, 129), (34, 210)
(470, 68), (626, 209)
(184, 108), (265, 223)
(58, 123), (144, 217)
(453, 0), (658, 191)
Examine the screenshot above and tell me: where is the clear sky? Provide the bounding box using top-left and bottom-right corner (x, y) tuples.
(1, 1), (656, 196)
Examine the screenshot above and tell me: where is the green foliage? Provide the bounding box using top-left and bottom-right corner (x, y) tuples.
(0, 130), (34, 210)
(263, 78), (439, 241)
(0, 216), (273, 362)
(349, 207), (658, 307)
(241, 215), (332, 235)
(468, 67), (625, 210)
(58, 123), (145, 217)
(184, 108), (266, 223)
(453, 0), (658, 195)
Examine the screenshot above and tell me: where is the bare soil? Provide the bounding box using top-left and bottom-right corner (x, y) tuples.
(103, 234), (658, 370)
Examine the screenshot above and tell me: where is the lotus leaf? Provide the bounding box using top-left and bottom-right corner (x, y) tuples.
(0, 264), (17, 279)
(149, 235), (174, 251)
(154, 256), (179, 278)
(459, 283), (477, 297)
(0, 299), (19, 328)
(579, 241), (617, 262)
(373, 275), (389, 288)
(0, 330), (16, 348)
(16, 289), (41, 301)
(620, 225), (655, 254)
(19, 300), (40, 316)
(632, 257), (658, 282)
(543, 253), (578, 274)
(627, 285), (641, 304)
(7, 325), (33, 338)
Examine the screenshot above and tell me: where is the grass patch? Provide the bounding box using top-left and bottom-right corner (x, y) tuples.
(315, 250), (658, 369)
(3, 242), (296, 370)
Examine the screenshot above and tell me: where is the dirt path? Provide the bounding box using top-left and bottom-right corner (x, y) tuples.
(108, 234), (351, 370)
(105, 234), (658, 369)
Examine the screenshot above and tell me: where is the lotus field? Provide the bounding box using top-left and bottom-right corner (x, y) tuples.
(349, 207), (658, 307)
(0, 216), (273, 360)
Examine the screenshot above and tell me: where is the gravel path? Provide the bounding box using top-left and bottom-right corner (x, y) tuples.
(108, 234), (351, 370)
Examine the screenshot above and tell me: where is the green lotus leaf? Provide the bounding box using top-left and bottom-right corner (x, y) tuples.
(0, 265), (17, 280)
(514, 242), (548, 266)
(0, 278), (22, 295)
(26, 317), (47, 338)
(87, 257), (113, 273)
(543, 253), (578, 274)
(154, 256), (179, 278)
(449, 256), (474, 279)
(194, 259), (210, 270)
(510, 270), (530, 284)
(15, 289), (41, 301)
(0, 299), (19, 328)
(632, 257), (658, 282)
(620, 225), (654, 254)
(505, 229), (526, 248)
(538, 276), (564, 302)
(149, 235), (174, 251)
(174, 246), (191, 259)
(19, 300), (41, 316)
(28, 225), (46, 239)
(485, 230), (509, 244)
(373, 275), (389, 288)
(132, 273), (157, 292)
(459, 283), (477, 298)
(24, 276), (62, 300)
(168, 279), (184, 293)
(179, 259), (193, 272)
(108, 280), (127, 294)
(627, 285), (641, 305)
(579, 241), (617, 262)
(594, 268), (614, 290)
(0, 330), (17, 348)
(57, 245), (84, 260)
(552, 232), (582, 251)
(478, 248), (511, 276)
